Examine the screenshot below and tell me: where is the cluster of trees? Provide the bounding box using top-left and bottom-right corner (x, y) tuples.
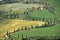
(4, 24), (57, 40)
(1, 0), (20, 3)
(44, 4), (55, 14)
(5, 13), (19, 19)
(23, 0), (48, 4)
(5, 35), (60, 40)
(0, 9), (19, 20)
(0, 11), (7, 21)
(0, 6), (56, 23)
(23, 17), (41, 21)
(25, 6), (42, 14)
(0, 0), (48, 4)
(5, 32), (28, 40)
(0, 13), (19, 19)
(0, 5), (42, 20)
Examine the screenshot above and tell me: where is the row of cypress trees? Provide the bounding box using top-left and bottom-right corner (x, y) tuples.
(5, 20), (55, 40)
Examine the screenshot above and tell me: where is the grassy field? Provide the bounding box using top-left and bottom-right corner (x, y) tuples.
(8, 0), (60, 39)
(14, 9), (55, 21)
(0, 0), (60, 39)
(0, 9), (55, 38)
(10, 24), (60, 38)
(27, 9), (55, 21)
(0, 19), (46, 38)
(48, 0), (60, 17)
(0, 9), (54, 38)
(0, 3), (42, 13)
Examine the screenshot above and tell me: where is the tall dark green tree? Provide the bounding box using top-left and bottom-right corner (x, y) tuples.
(6, 31), (9, 36)
(32, 17), (35, 21)
(26, 34), (27, 40)
(21, 27), (23, 31)
(31, 25), (34, 29)
(8, 34), (11, 39)
(25, 26), (27, 30)
(18, 34), (20, 38)
(22, 33), (24, 40)
(28, 27), (30, 30)
(14, 28), (15, 32)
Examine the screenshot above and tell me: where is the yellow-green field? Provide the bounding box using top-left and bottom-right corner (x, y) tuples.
(0, 0), (60, 40)
(0, 19), (46, 38)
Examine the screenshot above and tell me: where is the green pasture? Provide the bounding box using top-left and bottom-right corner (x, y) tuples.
(12, 9), (55, 21)
(10, 24), (60, 38)
(27, 9), (55, 21)
(8, 0), (60, 38)
(48, 0), (60, 17)
(0, 0), (60, 39)
(0, 3), (41, 12)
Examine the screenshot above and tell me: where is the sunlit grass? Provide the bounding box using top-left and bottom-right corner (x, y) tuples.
(0, 19), (46, 37)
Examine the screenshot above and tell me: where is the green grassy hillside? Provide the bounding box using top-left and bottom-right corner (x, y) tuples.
(48, 0), (60, 17)
(27, 9), (55, 21)
(0, 0), (60, 40)
(10, 24), (60, 38)
(9, 0), (60, 39)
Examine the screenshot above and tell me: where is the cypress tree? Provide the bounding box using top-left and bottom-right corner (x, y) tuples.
(21, 27), (23, 31)
(18, 34), (20, 39)
(25, 26), (27, 30)
(47, 21), (50, 26)
(8, 34), (11, 39)
(31, 25), (34, 29)
(22, 33), (24, 40)
(26, 34), (27, 40)
(6, 31), (9, 36)
(28, 27), (30, 30)
(14, 28), (15, 32)
(16, 14), (19, 18)
(24, 12), (26, 15)
(27, 12), (28, 15)
(32, 18), (34, 21)
(42, 18), (44, 21)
